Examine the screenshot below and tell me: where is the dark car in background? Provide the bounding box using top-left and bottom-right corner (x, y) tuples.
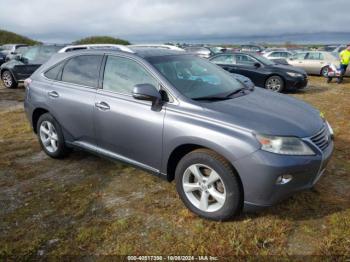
(209, 52), (308, 92)
(1, 44), (64, 88)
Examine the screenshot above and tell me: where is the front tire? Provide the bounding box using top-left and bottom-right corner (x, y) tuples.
(265, 75), (284, 92)
(37, 113), (69, 158)
(1, 70), (17, 89)
(175, 149), (242, 221)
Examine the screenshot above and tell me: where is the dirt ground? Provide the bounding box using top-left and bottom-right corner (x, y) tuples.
(0, 77), (349, 259)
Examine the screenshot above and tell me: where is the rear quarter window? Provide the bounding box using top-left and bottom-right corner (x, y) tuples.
(44, 62), (65, 80)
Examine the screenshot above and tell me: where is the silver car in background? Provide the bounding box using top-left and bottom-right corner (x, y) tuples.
(263, 50), (294, 61)
(287, 51), (349, 76)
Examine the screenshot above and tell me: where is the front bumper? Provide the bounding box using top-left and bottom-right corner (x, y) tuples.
(233, 138), (334, 212)
(285, 75), (308, 89)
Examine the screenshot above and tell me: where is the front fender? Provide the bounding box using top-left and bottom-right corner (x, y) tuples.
(161, 105), (260, 174)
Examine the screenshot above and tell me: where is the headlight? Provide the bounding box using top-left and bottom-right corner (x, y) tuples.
(325, 120), (334, 138)
(256, 134), (315, 155)
(287, 72), (303, 77)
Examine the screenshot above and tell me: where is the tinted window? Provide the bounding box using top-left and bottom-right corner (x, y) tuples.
(210, 55), (235, 64)
(293, 52), (307, 60)
(269, 52), (281, 57)
(103, 56), (158, 94)
(306, 52), (324, 60)
(234, 54), (256, 65)
(62, 55), (103, 87)
(44, 62), (65, 80)
(22, 46), (40, 61)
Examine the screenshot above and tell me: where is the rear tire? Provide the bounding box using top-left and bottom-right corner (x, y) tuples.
(321, 66), (329, 77)
(1, 70), (17, 89)
(265, 75), (284, 92)
(175, 149), (242, 221)
(37, 113), (69, 158)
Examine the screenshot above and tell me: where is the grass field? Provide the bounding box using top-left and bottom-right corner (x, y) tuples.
(0, 77), (349, 259)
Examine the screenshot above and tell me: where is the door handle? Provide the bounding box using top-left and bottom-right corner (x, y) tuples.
(95, 101), (110, 111)
(48, 91), (59, 98)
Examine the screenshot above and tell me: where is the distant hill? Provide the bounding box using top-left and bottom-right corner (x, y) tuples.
(0, 29), (40, 45)
(74, 36), (130, 45)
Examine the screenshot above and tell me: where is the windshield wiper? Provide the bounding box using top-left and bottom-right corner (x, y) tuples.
(192, 96), (232, 101)
(224, 86), (253, 98)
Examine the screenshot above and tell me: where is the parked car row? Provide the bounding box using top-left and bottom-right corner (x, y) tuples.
(22, 46), (334, 220)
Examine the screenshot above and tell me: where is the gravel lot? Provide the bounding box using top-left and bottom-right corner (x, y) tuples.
(0, 77), (349, 258)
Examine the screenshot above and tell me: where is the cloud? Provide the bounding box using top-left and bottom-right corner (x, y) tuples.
(0, 0), (349, 43)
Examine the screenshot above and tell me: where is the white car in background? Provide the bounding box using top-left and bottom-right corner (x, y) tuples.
(263, 50), (295, 65)
(263, 50), (294, 60)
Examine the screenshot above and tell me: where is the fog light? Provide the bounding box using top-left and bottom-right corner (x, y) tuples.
(276, 174), (293, 185)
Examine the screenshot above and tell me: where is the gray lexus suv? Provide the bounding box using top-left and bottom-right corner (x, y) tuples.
(24, 47), (334, 221)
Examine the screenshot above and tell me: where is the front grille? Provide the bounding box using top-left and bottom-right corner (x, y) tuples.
(310, 126), (330, 151)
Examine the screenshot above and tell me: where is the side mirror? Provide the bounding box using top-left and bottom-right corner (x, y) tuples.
(132, 84), (162, 103)
(254, 62), (261, 68)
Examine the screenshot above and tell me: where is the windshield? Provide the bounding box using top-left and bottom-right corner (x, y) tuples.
(22, 46), (40, 61)
(22, 46), (61, 63)
(148, 55), (244, 100)
(16, 46), (28, 54)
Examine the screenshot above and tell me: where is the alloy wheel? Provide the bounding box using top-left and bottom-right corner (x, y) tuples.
(39, 121), (59, 153)
(266, 77), (282, 92)
(182, 164), (226, 212)
(2, 71), (13, 88)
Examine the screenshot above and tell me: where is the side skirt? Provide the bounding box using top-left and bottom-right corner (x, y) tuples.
(66, 141), (168, 180)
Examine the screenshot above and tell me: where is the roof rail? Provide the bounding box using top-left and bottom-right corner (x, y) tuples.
(128, 44), (185, 51)
(58, 44), (134, 53)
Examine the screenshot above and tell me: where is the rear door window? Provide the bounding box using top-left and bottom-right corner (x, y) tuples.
(61, 55), (103, 87)
(210, 55), (235, 65)
(234, 54), (256, 65)
(292, 52), (307, 60)
(306, 52), (323, 60)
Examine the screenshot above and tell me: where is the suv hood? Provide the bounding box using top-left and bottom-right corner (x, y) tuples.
(202, 88), (323, 138)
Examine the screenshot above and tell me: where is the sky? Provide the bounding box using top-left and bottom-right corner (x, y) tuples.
(0, 0), (349, 44)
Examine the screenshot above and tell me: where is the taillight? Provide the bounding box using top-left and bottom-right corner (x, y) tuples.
(24, 78), (32, 89)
